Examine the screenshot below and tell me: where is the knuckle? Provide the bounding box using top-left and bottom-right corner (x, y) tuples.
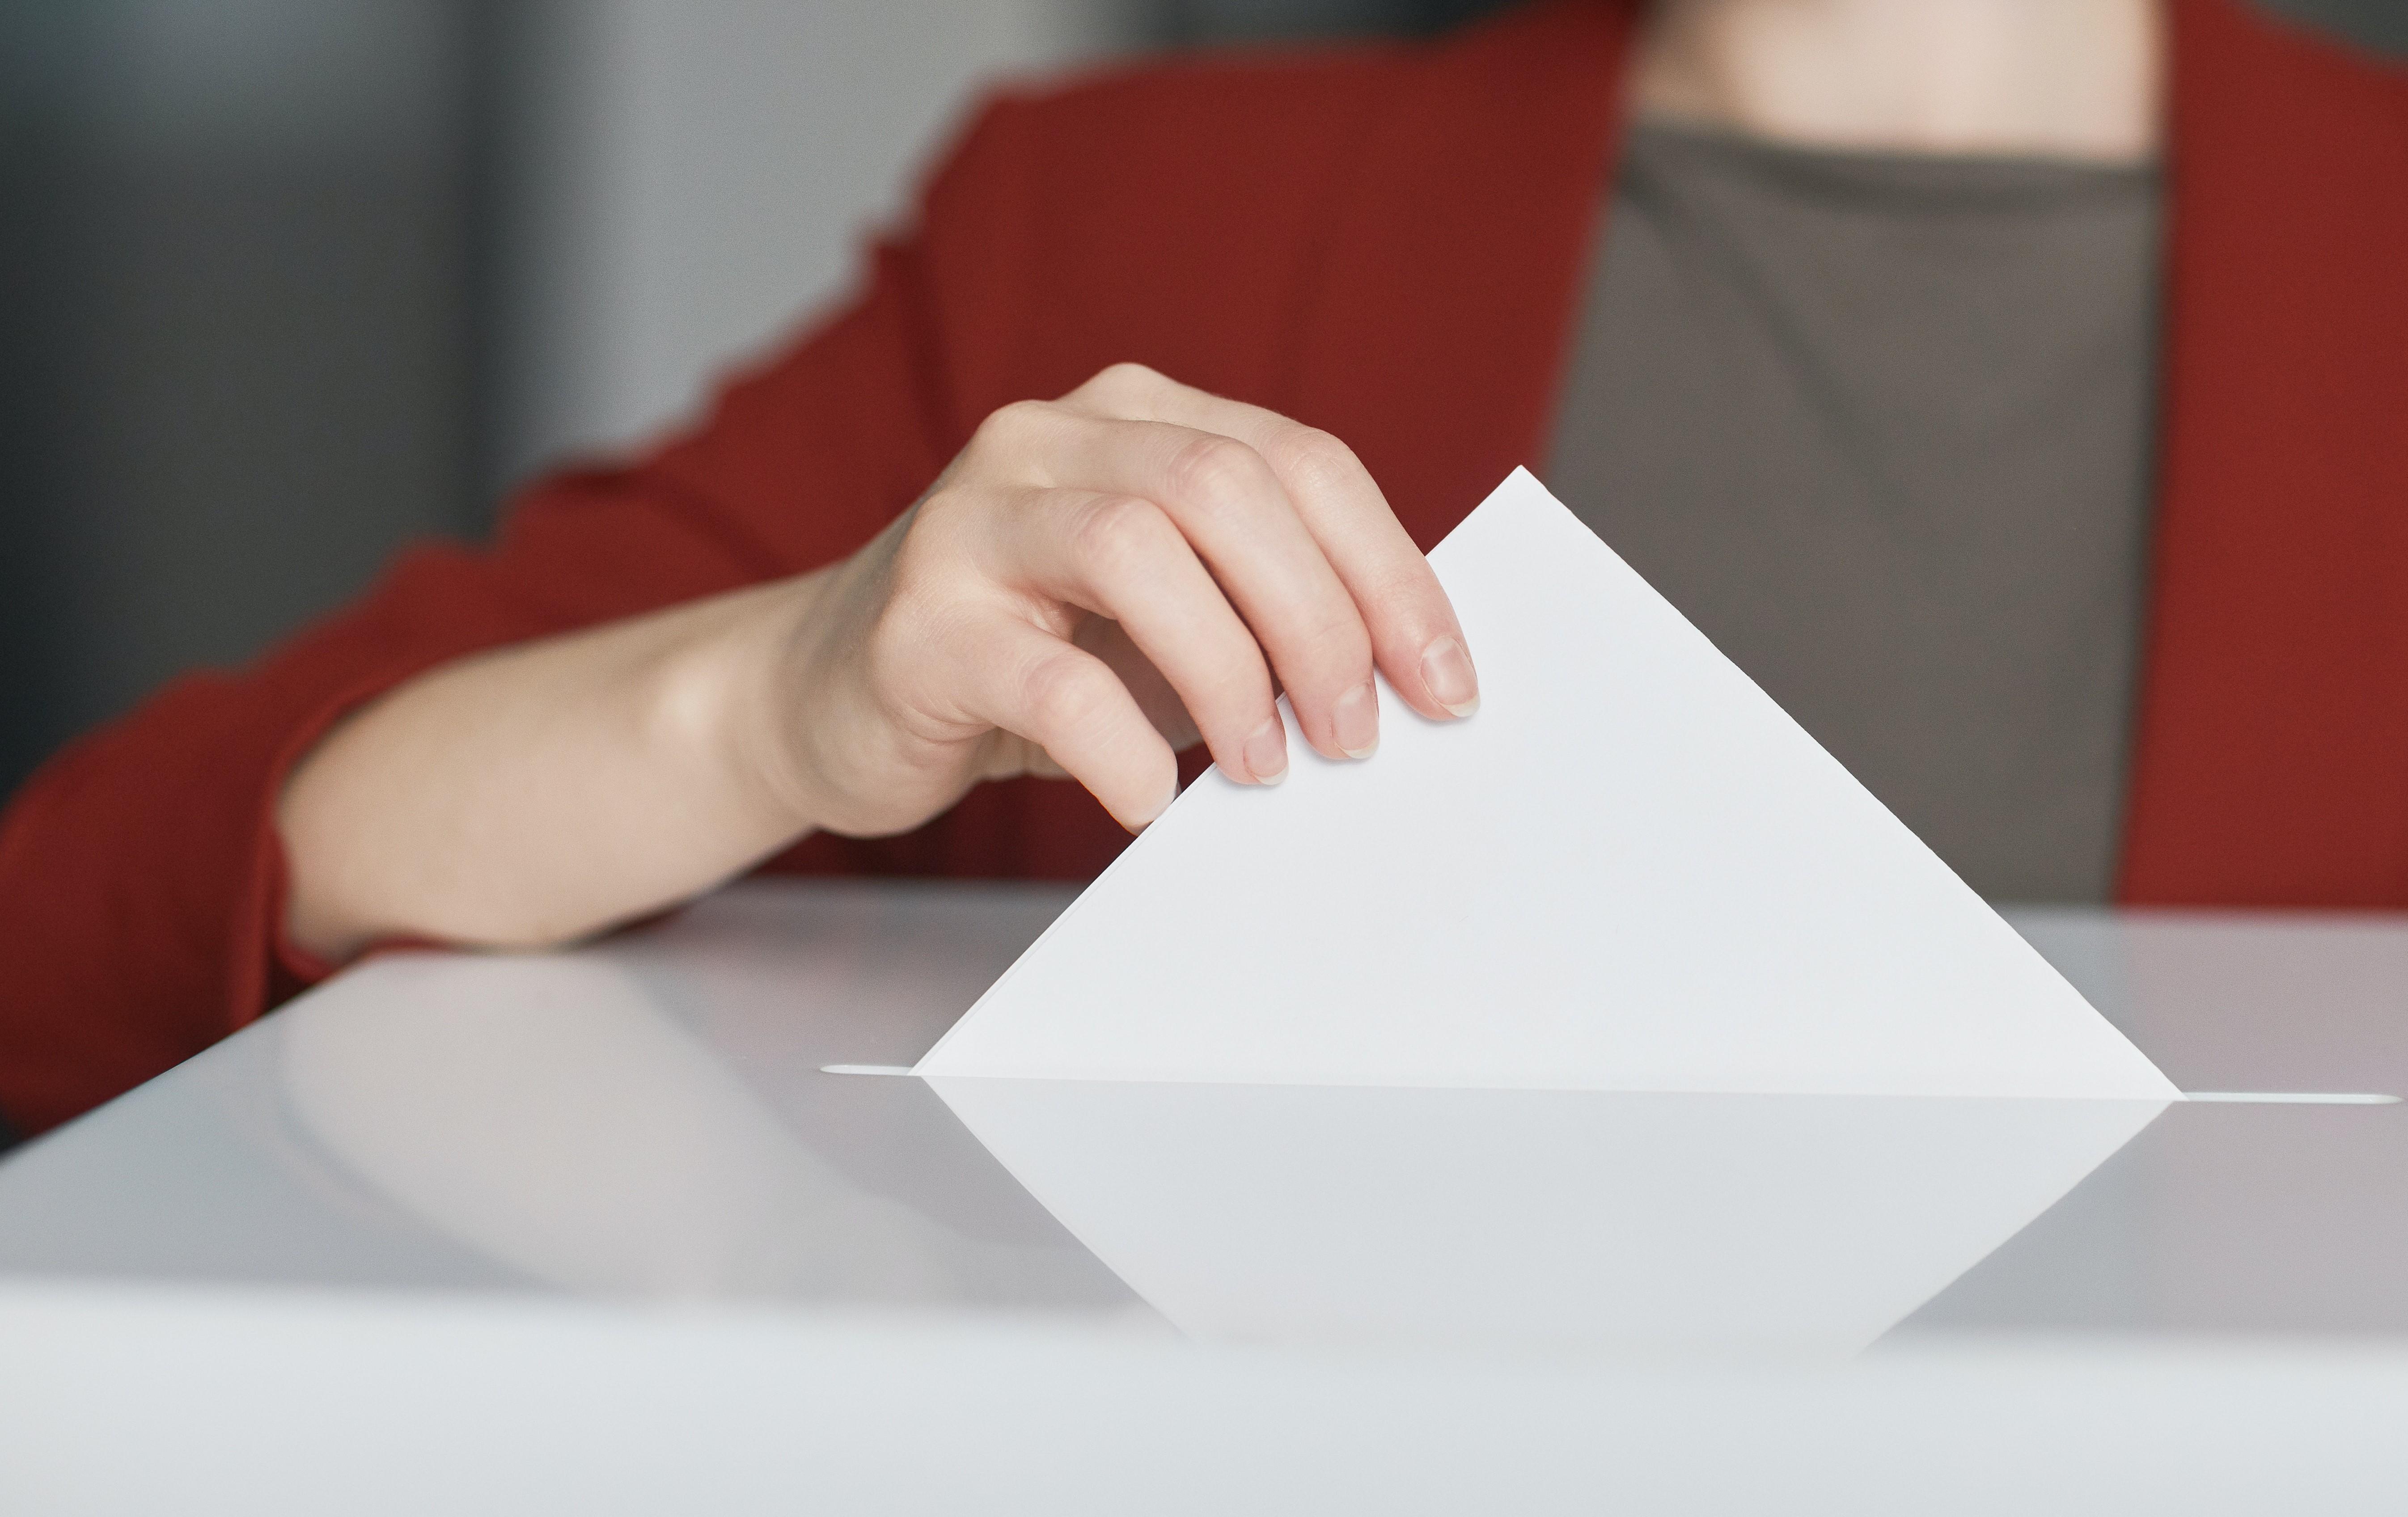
(1265, 425), (1363, 496)
(1190, 661), (1271, 723)
(1021, 653), (1107, 734)
(1164, 433), (1270, 523)
(1083, 361), (1166, 407)
(1284, 606), (1373, 681)
(1069, 494), (1171, 580)
(970, 398), (1054, 460)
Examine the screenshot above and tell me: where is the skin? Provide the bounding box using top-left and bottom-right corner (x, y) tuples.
(279, 0), (2158, 963)
(1633, 0), (2160, 162)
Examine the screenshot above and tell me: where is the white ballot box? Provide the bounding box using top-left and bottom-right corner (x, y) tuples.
(4, 881), (2406, 1514)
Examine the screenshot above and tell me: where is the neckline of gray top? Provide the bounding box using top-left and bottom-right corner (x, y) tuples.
(1618, 114), (2162, 211)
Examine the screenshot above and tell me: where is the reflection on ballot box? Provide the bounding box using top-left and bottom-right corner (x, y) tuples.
(267, 948), (2166, 1355)
(276, 954), (1144, 1314)
(927, 1077), (2168, 1355)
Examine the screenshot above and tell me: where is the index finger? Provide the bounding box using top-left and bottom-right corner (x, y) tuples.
(1066, 364), (1479, 723)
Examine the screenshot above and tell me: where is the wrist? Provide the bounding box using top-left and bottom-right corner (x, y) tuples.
(647, 571), (835, 844)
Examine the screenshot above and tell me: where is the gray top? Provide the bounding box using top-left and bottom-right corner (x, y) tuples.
(1547, 123), (2162, 902)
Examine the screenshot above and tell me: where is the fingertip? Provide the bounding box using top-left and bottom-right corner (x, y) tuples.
(1418, 635), (1480, 719)
(1331, 680), (1379, 760)
(1121, 752), (1179, 832)
(1123, 788), (1173, 835)
(1240, 714), (1288, 785)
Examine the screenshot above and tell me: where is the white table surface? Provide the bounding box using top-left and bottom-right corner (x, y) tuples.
(4, 880), (2406, 1513)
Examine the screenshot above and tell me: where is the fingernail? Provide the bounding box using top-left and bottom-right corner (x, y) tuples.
(1243, 716), (1288, 786)
(1420, 636), (1479, 718)
(1332, 681), (1380, 759)
(1127, 770), (1177, 833)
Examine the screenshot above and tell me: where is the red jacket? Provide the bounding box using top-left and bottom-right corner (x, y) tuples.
(3, 0), (2404, 1135)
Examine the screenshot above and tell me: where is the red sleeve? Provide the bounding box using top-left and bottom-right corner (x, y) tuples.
(0, 35), (1416, 1134)
(0, 153), (972, 1136)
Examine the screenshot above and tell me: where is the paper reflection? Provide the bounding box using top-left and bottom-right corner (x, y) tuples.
(927, 1078), (2168, 1355)
(276, 955), (1133, 1309)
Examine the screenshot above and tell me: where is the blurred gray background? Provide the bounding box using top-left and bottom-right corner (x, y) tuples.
(3, 0), (2404, 800)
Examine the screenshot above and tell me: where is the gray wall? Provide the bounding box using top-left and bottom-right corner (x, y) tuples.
(2282, 0), (2408, 49)
(1, 1), (481, 795)
(482, 0), (1145, 497)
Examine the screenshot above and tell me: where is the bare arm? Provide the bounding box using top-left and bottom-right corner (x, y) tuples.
(278, 365), (1483, 963)
(278, 572), (831, 960)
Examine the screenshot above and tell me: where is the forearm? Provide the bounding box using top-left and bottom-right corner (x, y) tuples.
(278, 571), (831, 963)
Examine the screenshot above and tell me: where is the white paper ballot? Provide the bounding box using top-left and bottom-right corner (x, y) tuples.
(918, 468), (2175, 1100)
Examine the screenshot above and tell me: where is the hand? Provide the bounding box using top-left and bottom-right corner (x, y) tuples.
(276, 362), (1480, 959)
(762, 363), (1481, 837)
